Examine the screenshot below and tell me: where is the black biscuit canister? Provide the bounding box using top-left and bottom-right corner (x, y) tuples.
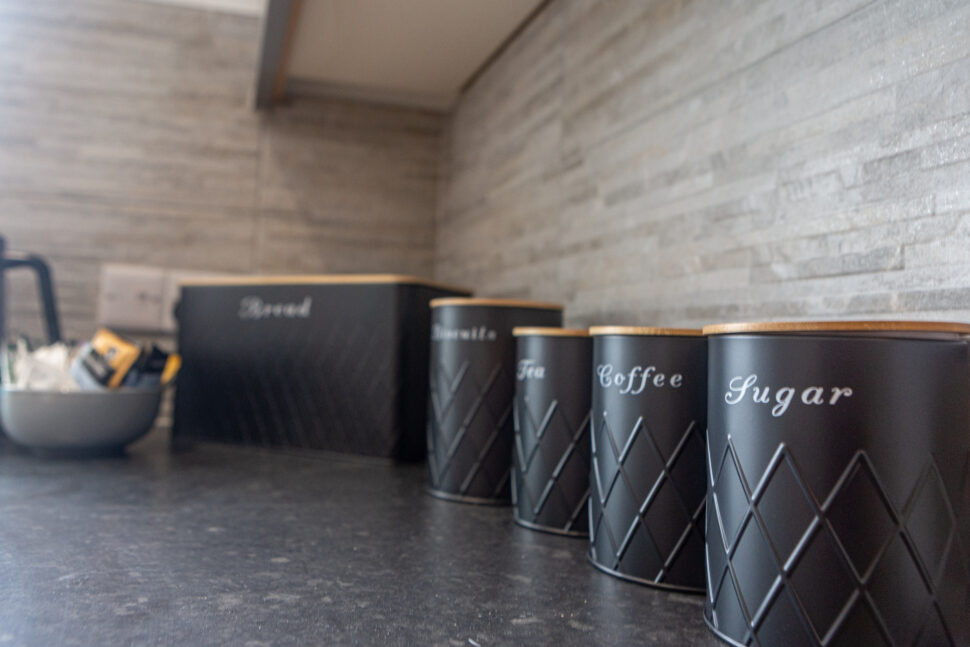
(511, 328), (592, 536)
(588, 327), (707, 591)
(426, 298), (563, 504)
(703, 321), (970, 647)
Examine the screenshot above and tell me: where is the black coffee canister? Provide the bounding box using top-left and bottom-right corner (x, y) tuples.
(511, 328), (593, 536)
(703, 321), (970, 647)
(588, 326), (708, 591)
(426, 298), (563, 504)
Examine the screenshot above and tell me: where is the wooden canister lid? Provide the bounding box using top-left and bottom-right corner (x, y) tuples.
(430, 297), (563, 310)
(588, 326), (703, 337)
(702, 320), (970, 336)
(513, 327), (590, 337)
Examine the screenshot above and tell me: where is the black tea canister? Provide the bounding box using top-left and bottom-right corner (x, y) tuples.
(588, 326), (707, 591)
(511, 327), (593, 536)
(703, 321), (970, 647)
(426, 298), (563, 504)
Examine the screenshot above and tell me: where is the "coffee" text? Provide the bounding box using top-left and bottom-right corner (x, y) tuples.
(597, 364), (683, 394)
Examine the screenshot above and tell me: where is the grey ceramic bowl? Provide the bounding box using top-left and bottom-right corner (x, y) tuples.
(0, 386), (162, 452)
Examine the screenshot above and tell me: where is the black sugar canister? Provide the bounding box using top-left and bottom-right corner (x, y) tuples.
(511, 327), (593, 536)
(703, 321), (970, 647)
(588, 326), (708, 591)
(426, 298), (563, 504)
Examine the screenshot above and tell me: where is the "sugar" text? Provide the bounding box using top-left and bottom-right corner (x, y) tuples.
(724, 374), (853, 417)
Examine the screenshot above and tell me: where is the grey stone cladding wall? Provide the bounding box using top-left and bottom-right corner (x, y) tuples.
(434, 0), (970, 328)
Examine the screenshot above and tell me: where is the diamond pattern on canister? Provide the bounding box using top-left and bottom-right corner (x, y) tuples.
(587, 330), (707, 591)
(512, 399), (591, 534)
(705, 437), (970, 646)
(427, 357), (513, 501)
(703, 330), (970, 647)
(425, 300), (563, 504)
(589, 414), (707, 589)
(511, 330), (592, 533)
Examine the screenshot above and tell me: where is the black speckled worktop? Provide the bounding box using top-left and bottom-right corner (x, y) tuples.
(0, 441), (719, 646)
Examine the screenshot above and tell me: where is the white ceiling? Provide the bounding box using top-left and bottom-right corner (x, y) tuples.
(285, 0), (544, 110)
(132, 0), (266, 16)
